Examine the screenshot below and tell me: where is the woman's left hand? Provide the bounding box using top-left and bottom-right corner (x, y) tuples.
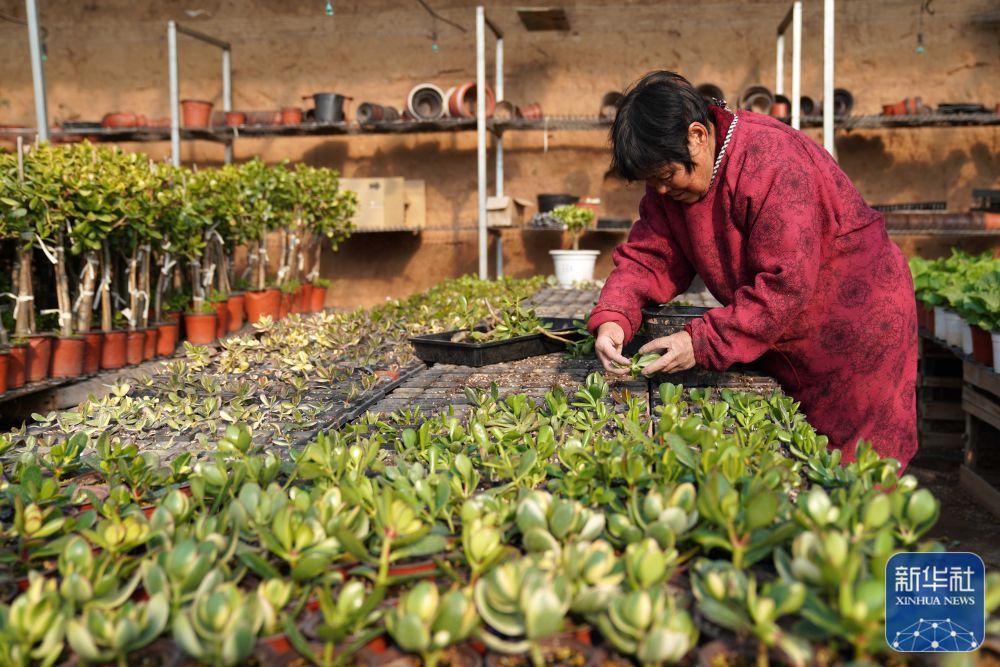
(638, 331), (696, 376)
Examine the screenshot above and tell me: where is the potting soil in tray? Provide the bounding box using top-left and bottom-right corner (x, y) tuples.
(409, 317), (581, 367)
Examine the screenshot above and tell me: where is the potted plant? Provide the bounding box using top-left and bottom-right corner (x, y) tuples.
(549, 204), (599, 287)
(240, 160), (282, 323)
(310, 277), (332, 313)
(184, 301), (217, 345)
(299, 164), (355, 312)
(209, 289), (230, 339)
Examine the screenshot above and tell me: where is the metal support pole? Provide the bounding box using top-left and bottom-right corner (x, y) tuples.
(775, 33), (784, 96)
(791, 1), (802, 130)
(495, 232), (504, 279)
(495, 36), (504, 199)
(222, 47), (233, 164)
(476, 7), (488, 280)
(823, 0), (836, 158)
(25, 0), (48, 142)
(168, 21), (180, 167)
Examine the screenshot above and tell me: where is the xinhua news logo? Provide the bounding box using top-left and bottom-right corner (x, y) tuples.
(886, 552), (986, 652)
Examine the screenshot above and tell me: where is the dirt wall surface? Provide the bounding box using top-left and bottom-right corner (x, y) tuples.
(1, 0), (998, 308)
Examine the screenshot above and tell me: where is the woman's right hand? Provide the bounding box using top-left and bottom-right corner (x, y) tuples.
(594, 321), (631, 376)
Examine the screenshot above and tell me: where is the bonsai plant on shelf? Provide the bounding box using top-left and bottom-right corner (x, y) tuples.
(549, 204), (599, 287)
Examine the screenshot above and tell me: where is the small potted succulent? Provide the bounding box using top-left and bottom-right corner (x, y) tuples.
(549, 204), (599, 287)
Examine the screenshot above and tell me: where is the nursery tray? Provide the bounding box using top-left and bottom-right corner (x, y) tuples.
(409, 318), (581, 367)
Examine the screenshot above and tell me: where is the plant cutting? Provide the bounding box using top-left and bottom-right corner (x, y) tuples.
(549, 204), (599, 287)
(591, 587), (698, 667)
(284, 579), (385, 667)
(172, 569), (263, 666)
(0, 573), (67, 667)
(66, 593), (169, 667)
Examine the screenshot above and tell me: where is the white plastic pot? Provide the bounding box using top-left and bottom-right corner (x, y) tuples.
(550, 250), (600, 287)
(944, 310), (963, 348)
(993, 332), (1000, 374)
(933, 306), (946, 339)
(961, 321), (974, 356)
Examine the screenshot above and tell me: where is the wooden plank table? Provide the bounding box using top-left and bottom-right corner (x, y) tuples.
(961, 361), (1000, 519)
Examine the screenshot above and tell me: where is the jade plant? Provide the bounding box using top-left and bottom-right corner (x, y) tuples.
(172, 570), (262, 667)
(592, 587), (698, 667)
(385, 582), (479, 667)
(552, 204), (595, 250)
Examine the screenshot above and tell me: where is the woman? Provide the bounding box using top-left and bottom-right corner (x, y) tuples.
(589, 71), (918, 468)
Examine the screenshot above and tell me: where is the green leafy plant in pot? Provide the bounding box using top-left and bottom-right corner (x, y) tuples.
(549, 204), (599, 288)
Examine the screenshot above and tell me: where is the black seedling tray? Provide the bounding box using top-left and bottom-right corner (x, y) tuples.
(409, 318), (581, 367)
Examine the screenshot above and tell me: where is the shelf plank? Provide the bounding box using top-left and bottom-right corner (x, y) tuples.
(965, 361), (1000, 400)
(960, 464), (1000, 520)
(962, 385), (1000, 432)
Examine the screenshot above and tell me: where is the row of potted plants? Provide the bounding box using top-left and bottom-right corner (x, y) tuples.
(1, 371), (998, 666)
(8, 277), (548, 465)
(0, 142), (356, 393)
(910, 250), (1000, 371)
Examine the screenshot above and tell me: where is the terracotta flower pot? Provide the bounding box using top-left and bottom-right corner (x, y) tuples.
(0, 350), (8, 394)
(181, 99), (213, 128)
(972, 326), (995, 367)
(50, 336), (86, 379)
(6, 343), (28, 389)
(245, 289), (280, 323)
(448, 82), (496, 119)
(227, 293), (245, 332)
(156, 321), (180, 356)
(26, 333), (53, 383)
(82, 331), (104, 375)
(184, 312), (217, 345)
(100, 330), (127, 370)
(309, 284), (327, 312)
(279, 292), (292, 319)
(292, 285), (310, 314)
(212, 300), (230, 338)
(143, 327), (159, 361)
(280, 107), (303, 125)
(126, 329), (146, 366)
(224, 111), (246, 127)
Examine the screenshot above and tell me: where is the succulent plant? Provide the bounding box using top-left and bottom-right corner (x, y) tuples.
(141, 537), (222, 609)
(515, 490), (605, 553)
(386, 582), (479, 667)
(58, 535), (140, 611)
(560, 539), (624, 614)
(66, 593), (169, 666)
(592, 587), (698, 666)
(0, 573), (67, 667)
(172, 569), (263, 667)
(474, 557), (571, 665)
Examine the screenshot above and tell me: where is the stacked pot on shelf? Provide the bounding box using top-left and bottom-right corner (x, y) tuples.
(0, 143), (356, 394)
(910, 250), (1000, 371)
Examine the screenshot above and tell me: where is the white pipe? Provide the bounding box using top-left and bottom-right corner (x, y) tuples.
(495, 36), (504, 199)
(168, 21), (180, 167)
(25, 0), (48, 142)
(775, 34), (784, 96)
(791, 1), (802, 130)
(223, 47), (233, 164)
(823, 0), (836, 157)
(476, 7), (488, 280)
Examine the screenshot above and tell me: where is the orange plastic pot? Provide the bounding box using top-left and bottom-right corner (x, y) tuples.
(292, 285), (310, 314)
(184, 312), (217, 345)
(143, 327), (159, 361)
(181, 99), (213, 128)
(309, 284), (327, 312)
(212, 300), (230, 339)
(0, 350), (8, 394)
(156, 321), (180, 356)
(972, 326), (994, 367)
(245, 289), (280, 323)
(100, 330), (127, 370)
(448, 82), (495, 119)
(50, 336), (86, 379)
(26, 333), (53, 383)
(279, 292), (292, 319)
(82, 332), (103, 375)
(6, 343), (28, 389)
(227, 293), (245, 332)
(126, 330), (145, 366)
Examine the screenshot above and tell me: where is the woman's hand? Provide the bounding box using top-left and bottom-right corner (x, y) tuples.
(594, 321), (631, 376)
(638, 331), (696, 376)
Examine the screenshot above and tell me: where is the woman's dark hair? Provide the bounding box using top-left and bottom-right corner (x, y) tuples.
(610, 71), (712, 181)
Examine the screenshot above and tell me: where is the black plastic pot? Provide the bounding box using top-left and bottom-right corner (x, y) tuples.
(537, 194), (578, 213)
(312, 92), (348, 123)
(640, 305), (709, 338)
(800, 96), (816, 115)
